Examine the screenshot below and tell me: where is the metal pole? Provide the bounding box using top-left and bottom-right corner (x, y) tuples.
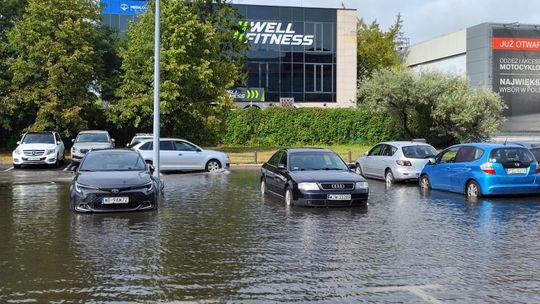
(153, 0), (161, 185)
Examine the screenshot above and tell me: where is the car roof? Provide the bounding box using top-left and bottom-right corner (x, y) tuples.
(78, 130), (109, 134)
(379, 141), (434, 148)
(25, 131), (55, 134)
(285, 147), (334, 153)
(450, 143), (525, 149)
(137, 137), (188, 142)
(508, 141), (540, 149)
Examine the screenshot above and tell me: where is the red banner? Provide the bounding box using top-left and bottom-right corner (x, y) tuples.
(492, 37), (540, 51)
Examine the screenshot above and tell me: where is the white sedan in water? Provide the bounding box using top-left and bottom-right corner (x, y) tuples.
(131, 138), (230, 172)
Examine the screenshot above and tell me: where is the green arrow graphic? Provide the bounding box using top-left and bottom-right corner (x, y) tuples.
(255, 90), (259, 99)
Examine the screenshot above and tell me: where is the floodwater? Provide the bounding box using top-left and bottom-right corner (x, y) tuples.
(1, 168), (540, 303)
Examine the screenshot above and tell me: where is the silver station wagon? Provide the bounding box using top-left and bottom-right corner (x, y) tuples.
(355, 141), (437, 184)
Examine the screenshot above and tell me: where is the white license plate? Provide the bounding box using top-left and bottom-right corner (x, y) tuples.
(102, 197), (129, 204)
(507, 168), (526, 174)
(27, 156), (41, 161)
(327, 194), (351, 201)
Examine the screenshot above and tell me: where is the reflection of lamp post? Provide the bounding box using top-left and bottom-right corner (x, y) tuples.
(153, 0), (161, 185)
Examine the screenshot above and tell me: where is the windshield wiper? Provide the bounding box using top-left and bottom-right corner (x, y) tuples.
(322, 167), (344, 170)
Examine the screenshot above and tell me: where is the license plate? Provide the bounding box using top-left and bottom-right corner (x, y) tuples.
(102, 197), (129, 204)
(27, 156), (40, 161)
(327, 194), (351, 201)
(507, 168), (526, 174)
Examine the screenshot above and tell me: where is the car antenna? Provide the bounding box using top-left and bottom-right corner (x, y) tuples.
(503, 137), (508, 145)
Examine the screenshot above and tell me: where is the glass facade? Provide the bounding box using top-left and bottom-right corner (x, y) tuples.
(233, 5), (337, 103)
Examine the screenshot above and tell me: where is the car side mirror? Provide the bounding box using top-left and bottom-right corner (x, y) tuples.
(112, 138), (115, 142)
(277, 164), (287, 170)
(364, 151), (368, 156)
(348, 163), (357, 170)
(428, 158), (436, 165)
(56, 141), (62, 145)
(196, 148), (202, 152)
(148, 164), (155, 173)
(71, 139), (75, 143)
(16, 141), (20, 145)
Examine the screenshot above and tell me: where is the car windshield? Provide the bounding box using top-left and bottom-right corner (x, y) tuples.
(531, 148), (540, 161)
(402, 145), (437, 159)
(21, 133), (55, 144)
(79, 152), (146, 171)
(76, 133), (109, 143)
(489, 148), (535, 164)
(289, 152), (348, 171)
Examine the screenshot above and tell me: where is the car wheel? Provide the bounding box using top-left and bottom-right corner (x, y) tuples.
(260, 178), (267, 195)
(285, 187), (294, 206)
(385, 169), (395, 185)
(355, 163), (364, 176)
(54, 154), (60, 168)
(420, 175), (431, 189)
(466, 180), (481, 198)
(205, 159), (221, 172)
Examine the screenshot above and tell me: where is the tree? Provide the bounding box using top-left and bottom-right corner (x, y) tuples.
(109, 0), (247, 145)
(6, 0), (104, 140)
(358, 68), (506, 147)
(357, 14), (404, 81)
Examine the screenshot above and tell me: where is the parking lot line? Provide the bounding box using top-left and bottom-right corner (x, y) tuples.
(63, 165), (71, 171)
(3, 167), (14, 172)
(366, 285), (444, 304)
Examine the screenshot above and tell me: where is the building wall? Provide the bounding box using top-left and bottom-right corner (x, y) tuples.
(334, 9), (357, 108)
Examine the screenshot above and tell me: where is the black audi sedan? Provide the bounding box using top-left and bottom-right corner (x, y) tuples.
(70, 149), (158, 212)
(261, 148), (369, 207)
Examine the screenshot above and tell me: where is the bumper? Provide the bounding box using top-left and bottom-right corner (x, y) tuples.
(295, 190), (369, 207)
(482, 184), (540, 195)
(71, 153), (84, 163)
(13, 155), (58, 165)
(71, 190), (157, 213)
(394, 168), (421, 181)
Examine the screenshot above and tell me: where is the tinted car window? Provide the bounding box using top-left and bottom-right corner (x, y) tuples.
(279, 152), (288, 167)
(267, 151), (282, 166)
(489, 148), (534, 164)
(381, 145), (397, 156)
(402, 145), (437, 159)
(80, 152), (145, 171)
(289, 152), (348, 171)
(139, 142), (152, 150)
(159, 141), (174, 151)
(368, 145), (383, 156)
(454, 146), (484, 162)
(437, 147), (459, 164)
(530, 148), (540, 161)
(22, 133), (55, 144)
(174, 141), (197, 151)
(76, 133), (109, 143)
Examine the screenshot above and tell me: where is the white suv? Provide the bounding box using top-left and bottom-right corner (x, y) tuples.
(71, 130), (115, 164)
(12, 131), (65, 168)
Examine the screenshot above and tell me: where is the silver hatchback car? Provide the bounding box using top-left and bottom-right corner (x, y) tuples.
(355, 141), (437, 184)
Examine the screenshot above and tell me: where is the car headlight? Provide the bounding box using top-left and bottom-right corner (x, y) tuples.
(298, 182), (319, 191)
(13, 149), (21, 155)
(144, 181), (154, 192)
(72, 147), (78, 153)
(45, 149), (55, 155)
(74, 182), (97, 194)
(355, 181), (369, 189)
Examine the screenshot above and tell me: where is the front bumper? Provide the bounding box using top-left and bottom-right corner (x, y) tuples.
(295, 190), (369, 207)
(70, 153), (85, 163)
(71, 189), (157, 213)
(13, 154), (57, 165)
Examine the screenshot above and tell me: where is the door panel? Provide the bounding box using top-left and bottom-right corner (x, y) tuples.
(173, 140), (206, 170)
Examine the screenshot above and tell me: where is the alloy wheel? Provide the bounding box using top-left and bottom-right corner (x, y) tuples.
(260, 179), (267, 195)
(420, 175), (430, 189)
(467, 181), (480, 198)
(385, 170), (394, 185)
(206, 160), (221, 172)
(285, 188), (293, 206)
(355, 164), (363, 176)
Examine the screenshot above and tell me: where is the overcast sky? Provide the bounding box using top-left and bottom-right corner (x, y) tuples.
(231, 0), (540, 44)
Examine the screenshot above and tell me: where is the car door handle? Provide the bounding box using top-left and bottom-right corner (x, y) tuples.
(178, 153), (182, 156)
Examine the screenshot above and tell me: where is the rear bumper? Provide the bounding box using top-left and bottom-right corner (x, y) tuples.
(394, 168), (421, 181)
(483, 184), (540, 195)
(295, 191), (369, 207)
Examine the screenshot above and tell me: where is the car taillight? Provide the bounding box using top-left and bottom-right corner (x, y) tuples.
(535, 163), (540, 174)
(481, 162), (495, 175)
(396, 160), (412, 166)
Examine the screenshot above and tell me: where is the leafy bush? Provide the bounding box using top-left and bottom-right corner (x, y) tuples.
(224, 107), (403, 146)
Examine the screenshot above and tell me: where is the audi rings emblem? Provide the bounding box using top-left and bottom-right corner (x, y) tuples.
(331, 184), (345, 189)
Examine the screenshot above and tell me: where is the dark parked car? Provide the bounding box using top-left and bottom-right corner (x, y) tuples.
(261, 148), (369, 207)
(70, 149), (158, 212)
(510, 141), (540, 161)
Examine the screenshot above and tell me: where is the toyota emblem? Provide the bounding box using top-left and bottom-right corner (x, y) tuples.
(331, 184), (345, 189)
(111, 189), (120, 194)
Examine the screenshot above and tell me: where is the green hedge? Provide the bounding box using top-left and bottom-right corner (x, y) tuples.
(224, 107), (403, 146)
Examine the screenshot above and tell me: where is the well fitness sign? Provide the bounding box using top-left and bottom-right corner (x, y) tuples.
(492, 28), (540, 130)
(234, 21), (314, 46)
(229, 87), (265, 102)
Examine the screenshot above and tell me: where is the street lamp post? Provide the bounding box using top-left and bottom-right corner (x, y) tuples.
(153, 0), (161, 187)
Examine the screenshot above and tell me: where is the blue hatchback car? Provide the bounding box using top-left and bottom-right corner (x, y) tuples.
(419, 143), (540, 197)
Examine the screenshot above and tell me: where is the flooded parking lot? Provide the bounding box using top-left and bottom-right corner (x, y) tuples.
(1, 168), (540, 303)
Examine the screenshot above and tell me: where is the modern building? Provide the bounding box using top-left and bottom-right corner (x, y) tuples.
(99, 1), (358, 109)
(406, 22), (540, 136)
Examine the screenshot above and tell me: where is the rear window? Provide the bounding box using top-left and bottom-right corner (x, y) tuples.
(489, 148), (535, 164)
(402, 145), (437, 159)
